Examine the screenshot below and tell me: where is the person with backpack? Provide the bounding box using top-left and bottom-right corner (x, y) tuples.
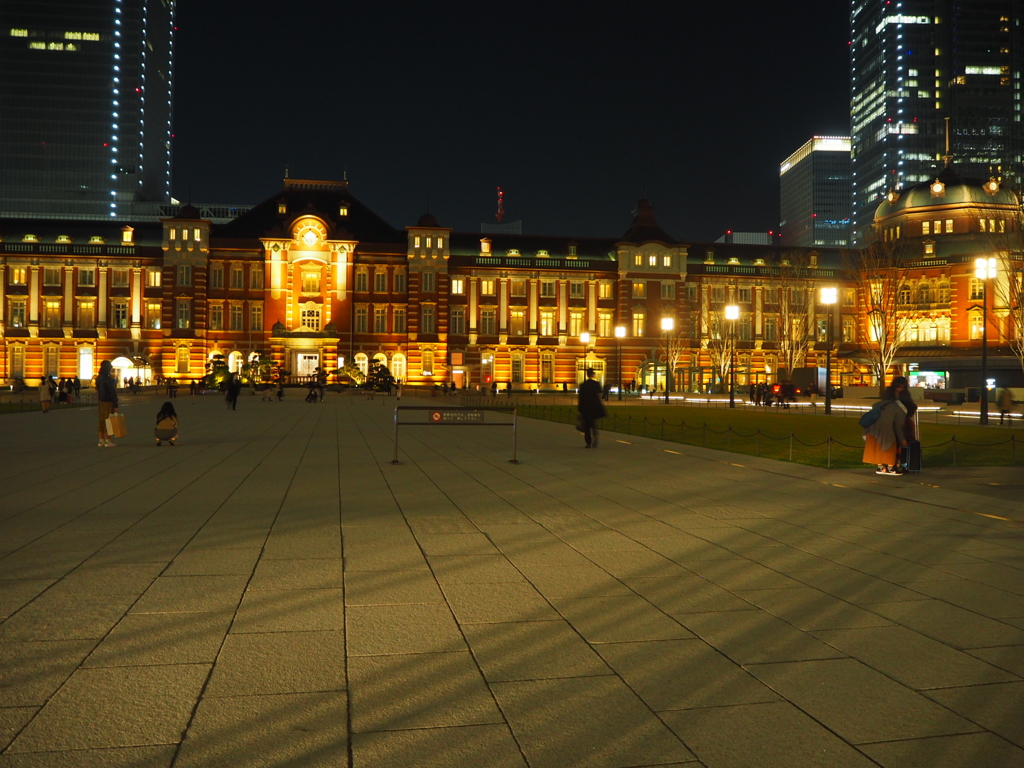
(861, 376), (910, 475)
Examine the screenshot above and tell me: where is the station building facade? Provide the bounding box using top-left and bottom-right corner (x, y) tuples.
(1, 176), (1020, 391)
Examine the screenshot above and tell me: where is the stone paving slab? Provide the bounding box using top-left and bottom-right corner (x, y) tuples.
(1, 392), (1024, 766)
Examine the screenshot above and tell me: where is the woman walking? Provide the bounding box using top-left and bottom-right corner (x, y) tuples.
(96, 360), (119, 447)
(862, 376), (910, 475)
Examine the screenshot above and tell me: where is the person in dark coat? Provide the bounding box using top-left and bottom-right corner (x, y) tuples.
(225, 373), (242, 410)
(577, 368), (607, 448)
(96, 360), (119, 447)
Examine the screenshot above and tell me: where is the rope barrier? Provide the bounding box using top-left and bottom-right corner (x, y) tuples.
(516, 403), (1018, 469)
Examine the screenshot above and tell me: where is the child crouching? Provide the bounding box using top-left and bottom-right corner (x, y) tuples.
(155, 402), (179, 446)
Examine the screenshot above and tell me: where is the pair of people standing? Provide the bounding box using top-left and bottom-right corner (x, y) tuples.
(862, 376), (916, 475)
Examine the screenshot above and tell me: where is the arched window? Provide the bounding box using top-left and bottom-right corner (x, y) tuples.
(919, 318), (936, 342)
(228, 350), (243, 373)
(969, 311), (985, 340)
(354, 353), (368, 376)
(917, 284), (931, 303)
(938, 283), (950, 303)
(391, 353), (406, 382)
(936, 317), (951, 342)
(421, 349), (434, 376)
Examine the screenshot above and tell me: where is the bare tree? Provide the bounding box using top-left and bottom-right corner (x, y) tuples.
(703, 308), (732, 394)
(661, 292), (695, 392)
(977, 215), (1024, 377)
(843, 236), (915, 395)
(765, 252), (814, 378)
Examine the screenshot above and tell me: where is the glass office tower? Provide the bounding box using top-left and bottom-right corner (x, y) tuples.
(850, 0), (1023, 242)
(0, 0), (176, 219)
(779, 137), (853, 247)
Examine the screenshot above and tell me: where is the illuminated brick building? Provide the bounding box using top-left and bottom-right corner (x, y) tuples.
(1, 175), (1020, 392)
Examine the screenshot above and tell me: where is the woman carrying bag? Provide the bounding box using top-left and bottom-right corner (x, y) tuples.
(96, 360), (120, 447)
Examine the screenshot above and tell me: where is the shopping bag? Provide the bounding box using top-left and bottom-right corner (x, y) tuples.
(106, 412), (128, 438)
(575, 413), (586, 432)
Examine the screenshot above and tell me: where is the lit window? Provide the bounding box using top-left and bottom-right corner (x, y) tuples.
(250, 306), (263, 331)
(339, 206), (348, 216)
(632, 312), (645, 337)
(510, 279), (526, 297)
(147, 268), (162, 287)
(663, 255), (672, 268)
(598, 311), (613, 338)
(421, 349), (434, 375)
(923, 221), (931, 235)
(480, 278), (496, 296)
(648, 255), (657, 266)
(738, 286), (752, 303)
(146, 302), (162, 329)
(43, 267), (61, 286)
(176, 299), (191, 329)
(634, 254), (642, 266)
(122, 227), (134, 244)
(598, 281), (613, 299)
(632, 281), (646, 298)
(451, 277), (465, 295)
(945, 220), (953, 233)
(301, 306), (322, 331)
(277, 201), (287, 214)
(414, 236), (421, 248)
(480, 240), (491, 254)
(510, 309), (525, 336)
(209, 304), (223, 330)
(540, 310), (555, 336)
(569, 311), (584, 338)
(9, 299), (27, 328)
(111, 268), (129, 287)
(9, 266), (27, 285)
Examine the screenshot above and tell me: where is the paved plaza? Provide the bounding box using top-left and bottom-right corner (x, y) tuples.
(1, 391), (1024, 767)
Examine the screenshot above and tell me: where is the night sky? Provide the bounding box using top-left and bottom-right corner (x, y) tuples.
(172, 1), (850, 241)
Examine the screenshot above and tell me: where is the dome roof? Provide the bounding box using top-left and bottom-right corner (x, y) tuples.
(416, 212), (440, 227)
(176, 204), (202, 219)
(875, 166), (1019, 220)
(619, 198), (677, 245)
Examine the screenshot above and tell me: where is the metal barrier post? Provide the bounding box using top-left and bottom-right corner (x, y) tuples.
(789, 433), (794, 462)
(827, 436), (832, 468)
(952, 435), (957, 467)
(512, 408), (519, 464)
(392, 407), (400, 464)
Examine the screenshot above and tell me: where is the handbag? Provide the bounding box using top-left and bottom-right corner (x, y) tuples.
(575, 413), (586, 432)
(106, 412), (128, 438)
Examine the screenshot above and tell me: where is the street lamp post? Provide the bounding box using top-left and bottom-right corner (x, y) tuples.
(661, 317), (674, 404)
(976, 257), (997, 425)
(820, 287), (837, 415)
(615, 325), (626, 401)
(724, 305), (739, 408)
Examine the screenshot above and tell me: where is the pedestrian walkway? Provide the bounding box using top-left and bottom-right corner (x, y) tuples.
(1, 392), (1024, 767)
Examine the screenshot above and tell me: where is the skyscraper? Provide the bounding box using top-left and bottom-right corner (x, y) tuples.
(779, 136), (853, 247)
(0, 0), (176, 220)
(850, 0), (1023, 241)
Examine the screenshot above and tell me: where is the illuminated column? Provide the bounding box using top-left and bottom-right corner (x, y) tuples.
(63, 266), (74, 325)
(558, 280), (568, 333)
(498, 278), (508, 333)
(131, 267), (142, 325)
(97, 266), (108, 326)
(528, 278), (538, 332)
(28, 266), (39, 325)
(468, 277), (478, 332)
(588, 280), (597, 332)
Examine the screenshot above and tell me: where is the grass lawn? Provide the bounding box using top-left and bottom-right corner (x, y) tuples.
(517, 403), (1021, 468)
